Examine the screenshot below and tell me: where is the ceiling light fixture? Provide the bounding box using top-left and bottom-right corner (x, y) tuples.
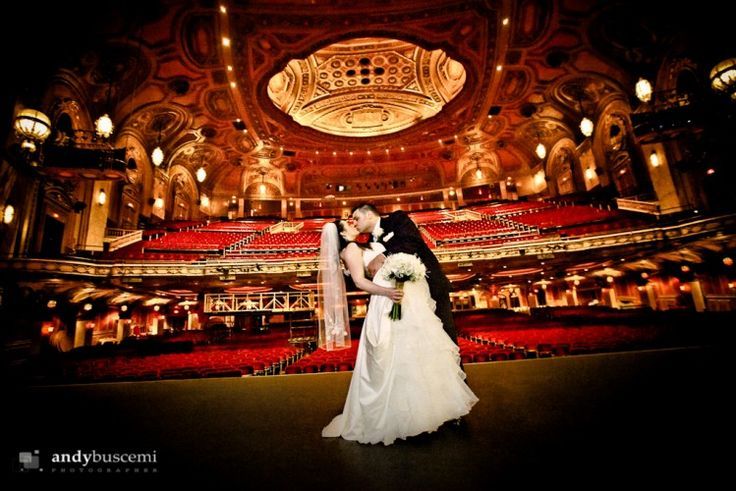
(709, 58), (736, 101)
(535, 132), (546, 160)
(14, 108), (51, 154)
(94, 81), (115, 139)
(151, 120), (165, 167)
(635, 77), (652, 103)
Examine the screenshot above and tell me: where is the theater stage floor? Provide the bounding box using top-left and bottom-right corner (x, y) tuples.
(4, 346), (732, 487)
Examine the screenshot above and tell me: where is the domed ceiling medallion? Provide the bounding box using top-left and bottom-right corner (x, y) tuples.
(268, 37), (466, 137)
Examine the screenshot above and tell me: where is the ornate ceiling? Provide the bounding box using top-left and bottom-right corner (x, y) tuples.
(267, 37), (466, 137)
(16, 0), (724, 202)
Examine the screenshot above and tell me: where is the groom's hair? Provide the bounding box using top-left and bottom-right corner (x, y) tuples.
(351, 203), (379, 216)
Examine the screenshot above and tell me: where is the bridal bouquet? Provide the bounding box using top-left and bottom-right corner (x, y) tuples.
(381, 253), (427, 320)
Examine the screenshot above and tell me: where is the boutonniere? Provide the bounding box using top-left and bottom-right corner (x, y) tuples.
(382, 231), (395, 242)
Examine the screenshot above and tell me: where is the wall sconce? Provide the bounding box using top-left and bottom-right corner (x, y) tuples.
(585, 167), (596, 180)
(649, 150), (660, 168)
(14, 108), (52, 153)
(154, 197), (164, 208)
(2, 204), (15, 224)
(533, 171), (546, 187)
(635, 78), (652, 103)
(200, 195), (210, 207)
(97, 189), (107, 206)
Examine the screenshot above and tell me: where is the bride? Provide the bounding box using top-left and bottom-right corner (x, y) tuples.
(319, 219), (478, 446)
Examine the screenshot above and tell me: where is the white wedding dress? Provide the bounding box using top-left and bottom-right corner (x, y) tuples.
(322, 242), (478, 445)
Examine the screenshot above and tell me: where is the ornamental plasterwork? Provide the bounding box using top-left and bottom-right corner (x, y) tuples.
(268, 37), (466, 137)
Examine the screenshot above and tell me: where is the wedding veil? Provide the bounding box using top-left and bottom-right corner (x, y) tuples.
(317, 222), (351, 351)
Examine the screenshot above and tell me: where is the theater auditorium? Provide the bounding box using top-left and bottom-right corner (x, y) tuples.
(2, 0), (734, 486)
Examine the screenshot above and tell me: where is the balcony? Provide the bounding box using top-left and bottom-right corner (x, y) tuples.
(10, 128), (128, 180)
(631, 89), (703, 143)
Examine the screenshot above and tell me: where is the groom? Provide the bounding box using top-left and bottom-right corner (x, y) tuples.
(350, 203), (458, 345)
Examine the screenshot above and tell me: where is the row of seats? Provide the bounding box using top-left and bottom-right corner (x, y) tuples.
(104, 201), (650, 260)
(242, 231), (321, 249)
(461, 324), (666, 355)
(61, 346), (304, 383)
(509, 206), (619, 230)
(470, 201), (553, 217)
(199, 221), (274, 232)
(146, 231), (252, 250)
(423, 219), (517, 239)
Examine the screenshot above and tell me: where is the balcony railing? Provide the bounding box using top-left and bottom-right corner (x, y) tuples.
(631, 89), (701, 140)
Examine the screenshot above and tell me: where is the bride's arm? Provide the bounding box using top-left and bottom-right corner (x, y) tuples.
(342, 244), (403, 302)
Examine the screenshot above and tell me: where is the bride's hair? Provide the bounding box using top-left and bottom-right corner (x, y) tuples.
(334, 219), (369, 252)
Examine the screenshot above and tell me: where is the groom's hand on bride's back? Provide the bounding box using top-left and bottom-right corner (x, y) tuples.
(367, 254), (385, 277)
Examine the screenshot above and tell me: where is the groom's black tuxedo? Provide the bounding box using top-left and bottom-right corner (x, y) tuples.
(373, 210), (457, 345)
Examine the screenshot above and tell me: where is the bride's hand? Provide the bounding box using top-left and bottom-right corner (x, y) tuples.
(387, 288), (403, 303)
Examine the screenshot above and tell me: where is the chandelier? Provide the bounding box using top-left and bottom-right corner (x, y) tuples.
(710, 58), (736, 101)
(94, 81), (115, 139)
(151, 119), (165, 167)
(14, 108), (52, 153)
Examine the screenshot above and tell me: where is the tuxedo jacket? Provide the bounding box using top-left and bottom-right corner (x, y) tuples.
(373, 210), (452, 295)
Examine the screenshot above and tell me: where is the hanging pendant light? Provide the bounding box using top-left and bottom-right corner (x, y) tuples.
(576, 88), (594, 137)
(709, 58), (736, 101)
(258, 169), (268, 195)
(151, 120), (164, 167)
(534, 130), (546, 159)
(579, 116), (594, 137)
(151, 146), (164, 167)
(635, 78), (652, 103)
(535, 141), (546, 160)
(14, 108), (51, 153)
(95, 81), (115, 138)
(95, 114), (114, 139)
(196, 166), (207, 183)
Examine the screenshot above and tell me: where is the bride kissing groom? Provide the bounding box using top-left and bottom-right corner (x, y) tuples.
(320, 203), (476, 446)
